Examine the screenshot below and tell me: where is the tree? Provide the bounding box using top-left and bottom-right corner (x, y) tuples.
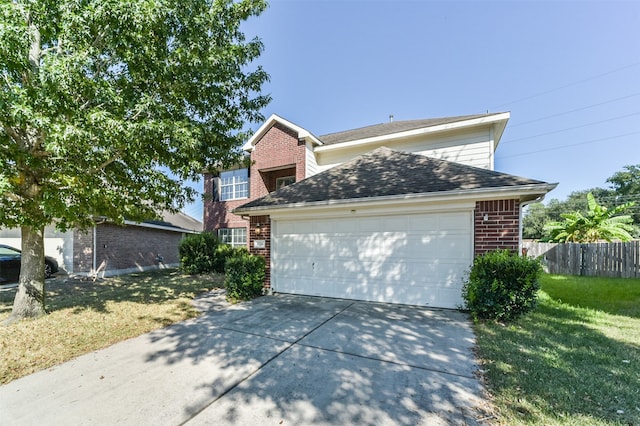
(545, 192), (635, 243)
(0, 0), (270, 323)
(607, 164), (640, 225)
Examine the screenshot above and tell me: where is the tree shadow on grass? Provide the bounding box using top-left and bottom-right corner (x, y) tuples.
(477, 292), (640, 425)
(0, 269), (224, 318)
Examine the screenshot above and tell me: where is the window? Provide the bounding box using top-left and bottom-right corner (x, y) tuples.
(219, 169), (248, 201)
(275, 176), (295, 190)
(218, 228), (247, 248)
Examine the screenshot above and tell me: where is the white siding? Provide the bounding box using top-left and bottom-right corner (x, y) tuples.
(0, 227), (74, 273)
(305, 141), (319, 178)
(315, 128), (493, 173)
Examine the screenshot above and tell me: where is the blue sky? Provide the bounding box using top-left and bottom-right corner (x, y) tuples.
(183, 1), (640, 221)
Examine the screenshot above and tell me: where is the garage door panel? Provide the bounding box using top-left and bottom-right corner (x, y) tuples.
(272, 211), (473, 308)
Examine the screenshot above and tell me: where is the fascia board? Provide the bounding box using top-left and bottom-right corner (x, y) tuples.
(123, 220), (200, 234)
(242, 114), (323, 152)
(314, 112), (511, 153)
(233, 182), (558, 216)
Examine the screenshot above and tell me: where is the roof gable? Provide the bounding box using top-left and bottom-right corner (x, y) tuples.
(235, 147), (555, 212)
(242, 114), (322, 152)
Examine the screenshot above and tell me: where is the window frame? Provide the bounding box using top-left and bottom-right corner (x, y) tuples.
(217, 227), (247, 248)
(275, 175), (295, 191)
(218, 168), (249, 201)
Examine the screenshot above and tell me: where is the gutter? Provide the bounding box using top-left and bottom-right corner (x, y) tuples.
(234, 182), (559, 216)
(314, 112), (511, 153)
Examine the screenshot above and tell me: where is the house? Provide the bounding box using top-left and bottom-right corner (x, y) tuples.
(0, 210), (202, 278)
(204, 113), (556, 308)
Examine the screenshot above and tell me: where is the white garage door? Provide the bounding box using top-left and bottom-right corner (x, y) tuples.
(271, 211), (473, 308)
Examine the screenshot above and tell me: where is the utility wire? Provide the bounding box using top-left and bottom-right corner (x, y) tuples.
(504, 111), (640, 144)
(498, 130), (640, 159)
(490, 61), (640, 110)
(509, 92), (640, 128)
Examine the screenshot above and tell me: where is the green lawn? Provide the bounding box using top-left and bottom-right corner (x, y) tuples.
(0, 269), (223, 385)
(475, 274), (640, 425)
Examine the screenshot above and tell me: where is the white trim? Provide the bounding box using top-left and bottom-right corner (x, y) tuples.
(314, 112), (510, 154)
(234, 183), (558, 216)
(123, 220), (198, 234)
(242, 114), (323, 152)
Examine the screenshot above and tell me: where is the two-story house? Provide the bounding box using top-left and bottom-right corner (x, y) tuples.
(204, 112), (556, 309)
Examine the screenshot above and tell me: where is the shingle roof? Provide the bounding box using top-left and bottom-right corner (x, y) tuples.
(318, 113), (501, 145)
(144, 210), (203, 232)
(235, 147), (549, 211)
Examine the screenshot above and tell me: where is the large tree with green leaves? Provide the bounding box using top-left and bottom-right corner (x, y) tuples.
(0, 0), (270, 323)
(545, 192), (635, 243)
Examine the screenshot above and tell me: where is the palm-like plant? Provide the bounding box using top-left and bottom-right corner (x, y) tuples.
(545, 192), (635, 242)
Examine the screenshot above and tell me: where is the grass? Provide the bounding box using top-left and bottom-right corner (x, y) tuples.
(0, 269), (223, 385)
(474, 274), (640, 425)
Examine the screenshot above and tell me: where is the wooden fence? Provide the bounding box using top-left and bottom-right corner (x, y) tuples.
(522, 241), (640, 278)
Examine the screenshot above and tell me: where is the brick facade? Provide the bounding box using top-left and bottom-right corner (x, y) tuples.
(73, 224), (184, 275)
(248, 215), (271, 288)
(203, 172), (248, 233)
(474, 199), (520, 255)
(250, 122), (306, 198)
(203, 122), (306, 242)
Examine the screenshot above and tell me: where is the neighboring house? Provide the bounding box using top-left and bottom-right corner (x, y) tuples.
(0, 211), (202, 278)
(204, 113), (557, 308)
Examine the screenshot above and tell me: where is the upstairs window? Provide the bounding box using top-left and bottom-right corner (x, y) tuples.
(219, 169), (249, 201)
(275, 176), (295, 191)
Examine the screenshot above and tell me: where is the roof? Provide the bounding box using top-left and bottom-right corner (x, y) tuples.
(317, 113), (507, 145)
(235, 147), (555, 213)
(242, 113), (323, 152)
(135, 210), (203, 233)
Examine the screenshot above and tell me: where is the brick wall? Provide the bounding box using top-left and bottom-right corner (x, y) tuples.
(250, 123), (306, 199)
(73, 228), (94, 273)
(248, 215), (271, 288)
(474, 199), (520, 255)
(73, 224), (184, 274)
(204, 122), (305, 238)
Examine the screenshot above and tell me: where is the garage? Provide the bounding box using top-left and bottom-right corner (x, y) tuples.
(234, 147), (556, 309)
(271, 211), (473, 308)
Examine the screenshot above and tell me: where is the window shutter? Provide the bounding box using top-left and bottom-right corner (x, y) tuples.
(213, 177), (220, 201)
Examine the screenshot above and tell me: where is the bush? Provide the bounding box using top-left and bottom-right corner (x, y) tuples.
(211, 244), (247, 274)
(179, 232), (220, 275)
(462, 249), (542, 322)
(224, 252), (265, 302)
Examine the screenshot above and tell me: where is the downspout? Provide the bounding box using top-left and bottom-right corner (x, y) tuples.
(92, 226), (97, 275)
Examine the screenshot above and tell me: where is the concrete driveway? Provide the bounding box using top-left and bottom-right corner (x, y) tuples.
(1, 293), (489, 425)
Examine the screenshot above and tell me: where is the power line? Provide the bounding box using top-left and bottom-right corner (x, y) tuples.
(509, 92), (640, 128)
(490, 61), (640, 110)
(498, 130), (640, 159)
(505, 111), (640, 143)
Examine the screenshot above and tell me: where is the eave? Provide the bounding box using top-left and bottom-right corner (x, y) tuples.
(242, 113), (323, 152)
(314, 112), (511, 154)
(233, 182), (558, 217)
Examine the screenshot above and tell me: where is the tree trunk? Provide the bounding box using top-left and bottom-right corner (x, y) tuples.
(3, 226), (47, 324)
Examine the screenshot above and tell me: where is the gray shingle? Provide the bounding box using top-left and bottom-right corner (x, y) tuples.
(236, 147), (547, 211)
(318, 113), (501, 145)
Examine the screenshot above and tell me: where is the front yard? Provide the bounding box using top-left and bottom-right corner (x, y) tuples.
(0, 270), (223, 385)
(475, 274), (640, 425)
(2, 269), (639, 425)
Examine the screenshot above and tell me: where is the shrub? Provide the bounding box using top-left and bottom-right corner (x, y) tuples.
(462, 249), (542, 322)
(211, 244), (244, 274)
(224, 252), (265, 302)
(179, 232), (220, 275)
